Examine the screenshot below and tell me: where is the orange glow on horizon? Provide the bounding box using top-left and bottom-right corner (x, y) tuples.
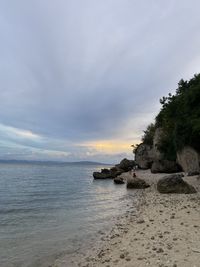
(79, 139), (139, 154)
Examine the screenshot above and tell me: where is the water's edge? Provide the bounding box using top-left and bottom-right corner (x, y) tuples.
(52, 191), (141, 267)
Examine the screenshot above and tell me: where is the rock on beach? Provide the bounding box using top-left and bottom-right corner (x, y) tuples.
(113, 177), (125, 184)
(157, 174), (197, 194)
(93, 158), (135, 179)
(126, 177), (150, 189)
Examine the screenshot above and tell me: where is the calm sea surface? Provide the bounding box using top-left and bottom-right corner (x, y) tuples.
(0, 162), (136, 267)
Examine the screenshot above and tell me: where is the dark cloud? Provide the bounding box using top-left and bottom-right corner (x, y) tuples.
(0, 0), (200, 161)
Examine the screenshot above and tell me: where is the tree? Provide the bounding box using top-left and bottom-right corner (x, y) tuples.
(154, 73), (200, 158)
(141, 123), (156, 146)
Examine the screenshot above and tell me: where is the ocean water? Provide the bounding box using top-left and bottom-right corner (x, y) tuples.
(0, 162), (136, 267)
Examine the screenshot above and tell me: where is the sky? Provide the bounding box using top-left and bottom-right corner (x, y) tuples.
(0, 0), (200, 163)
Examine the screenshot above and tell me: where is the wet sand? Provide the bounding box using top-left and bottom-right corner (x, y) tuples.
(76, 170), (200, 267)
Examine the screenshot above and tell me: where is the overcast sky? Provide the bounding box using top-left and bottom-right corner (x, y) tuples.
(0, 0), (200, 163)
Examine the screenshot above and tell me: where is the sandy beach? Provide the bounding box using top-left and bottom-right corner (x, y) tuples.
(75, 170), (200, 267)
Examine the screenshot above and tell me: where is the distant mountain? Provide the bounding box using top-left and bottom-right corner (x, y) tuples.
(0, 159), (110, 166)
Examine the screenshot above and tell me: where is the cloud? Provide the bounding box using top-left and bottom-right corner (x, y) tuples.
(0, 0), (200, 161)
(0, 124), (41, 139)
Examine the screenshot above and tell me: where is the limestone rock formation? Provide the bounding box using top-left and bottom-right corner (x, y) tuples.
(157, 174), (196, 194)
(116, 158), (135, 172)
(135, 144), (154, 169)
(152, 128), (164, 160)
(126, 177), (150, 189)
(151, 160), (181, 173)
(135, 128), (198, 174)
(177, 146), (200, 173)
(135, 128), (164, 169)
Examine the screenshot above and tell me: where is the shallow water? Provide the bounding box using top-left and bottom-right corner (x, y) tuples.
(0, 162), (136, 267)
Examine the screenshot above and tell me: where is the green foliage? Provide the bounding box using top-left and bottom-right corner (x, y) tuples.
(141, 123), (156, 146)
(155, 73), (200, 159)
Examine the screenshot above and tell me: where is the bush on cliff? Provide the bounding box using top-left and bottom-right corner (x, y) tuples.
(141, 123), (156, 147)
(144, 73), (200, 160)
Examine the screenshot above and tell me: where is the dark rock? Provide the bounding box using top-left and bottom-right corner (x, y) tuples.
(101, 168), (110, 174)
(93, 166), (124, 179)
(115, 158), (135, 172)
(187, 171), (200, 176)
(110, 166), (124, 178)
(93, 158), (135, 179)
(127, 177), (150, 189)
(93, 170), (112, 179)
(151, 160), (181, 173)
(113, 177), (125, 184)
(157, 174), (197, 194)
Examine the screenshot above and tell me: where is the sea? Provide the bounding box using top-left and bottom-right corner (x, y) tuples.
(0, 162), (137, 267)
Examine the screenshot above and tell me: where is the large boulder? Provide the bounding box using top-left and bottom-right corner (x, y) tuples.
(157, 174), (196, 194)
(115, 158), (135, 172)
(93, 166), (124, 179)
(135, 144), (154, 169)
(93, 172), (111, 179)
(127, 177), (150, 189)
(134, 128), (163, 169)
(177, 146), (200, 173)
(93, 168), (112, 179)
(93, 158), (135, 179)
(114, 176), (125, 184)
(151, 160), (181, 173)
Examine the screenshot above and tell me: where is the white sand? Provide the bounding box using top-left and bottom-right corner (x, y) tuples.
(77, 170), (200, 267)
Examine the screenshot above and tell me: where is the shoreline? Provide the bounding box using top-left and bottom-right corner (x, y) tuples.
(75, 170), (200, 267)
(52, 174), (141, 267)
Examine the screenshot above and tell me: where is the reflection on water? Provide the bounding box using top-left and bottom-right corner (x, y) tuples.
(0, 163), (136, 267)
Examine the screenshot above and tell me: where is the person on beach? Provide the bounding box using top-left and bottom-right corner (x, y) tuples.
(132, 166), (137, 177)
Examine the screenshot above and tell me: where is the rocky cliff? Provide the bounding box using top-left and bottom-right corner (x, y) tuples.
(134, 74), (200, 174)
(134, 144), (153, 169)
(135, 128), (200, 174)
(177, 146), (200, 174)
